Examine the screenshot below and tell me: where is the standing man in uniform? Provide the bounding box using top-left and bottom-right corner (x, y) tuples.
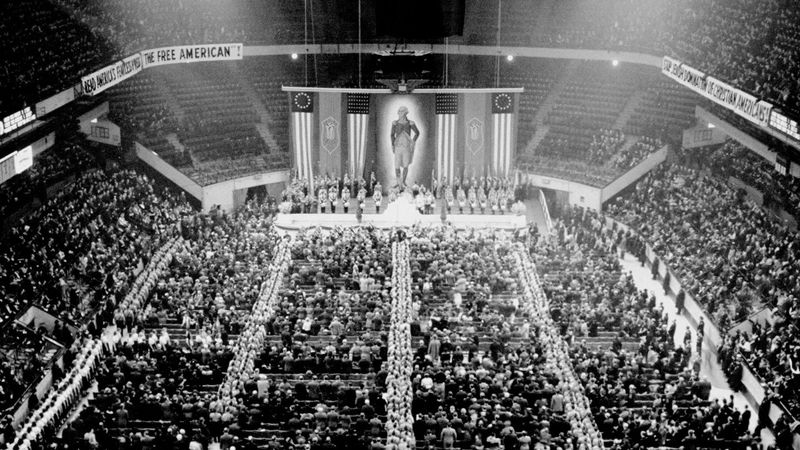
(390, 106), (420, 189)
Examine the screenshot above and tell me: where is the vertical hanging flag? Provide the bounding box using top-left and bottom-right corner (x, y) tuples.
(347, 93), (370, 180)
(436, 93), (458, 184)
(318, 92), (342, 177)
(291, 91), (315, 183)
(491, 92), (514, 177)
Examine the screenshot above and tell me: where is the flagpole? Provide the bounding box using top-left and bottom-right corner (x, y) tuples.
(304, 0), (309, 86)
(358, 0), (362, 89)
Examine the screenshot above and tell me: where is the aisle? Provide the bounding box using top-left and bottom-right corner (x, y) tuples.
(524, 197), (548, 232)
(619, 252), (776, 446)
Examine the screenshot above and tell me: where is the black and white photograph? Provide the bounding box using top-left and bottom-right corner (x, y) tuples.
(0, 1), (798, 450)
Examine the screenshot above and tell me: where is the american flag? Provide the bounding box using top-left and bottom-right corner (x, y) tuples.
(291, 91), (314, 183)
(492, 92), (514, 177)
(436, 93), (458, 184)
(347, 93), (370, 180)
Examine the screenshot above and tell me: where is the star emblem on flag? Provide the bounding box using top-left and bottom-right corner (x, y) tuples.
(492, 93), (513, 113)
(292, 92), (313, 112)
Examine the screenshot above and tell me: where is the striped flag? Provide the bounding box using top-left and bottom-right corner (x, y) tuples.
(491, 92), (514, 177)
(436, 93), (458, 184)
(347, 93), (370, 180)
(291, 91), (314, 183)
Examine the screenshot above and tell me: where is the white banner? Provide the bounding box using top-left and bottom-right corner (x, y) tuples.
(35, 87), (76, 117)
(705, 76), (772, 127)
(661, 56), (773, 127)
(0, 107), (37, 137)
(81, 53), (143, 96)
(13, 146), (33, 174)
(141, 43), (243, 68)
(661, 56), (706, 93)
(0, 153), (15, 186)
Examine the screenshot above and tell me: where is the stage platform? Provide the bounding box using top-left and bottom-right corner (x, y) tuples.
(274, 193), (527, 231)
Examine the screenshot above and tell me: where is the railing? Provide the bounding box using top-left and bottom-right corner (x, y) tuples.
(538, 188), (553, 234)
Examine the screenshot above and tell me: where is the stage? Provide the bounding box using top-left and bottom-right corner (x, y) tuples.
(274, 193), (527, 231)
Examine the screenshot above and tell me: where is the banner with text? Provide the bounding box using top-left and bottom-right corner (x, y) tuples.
(81, 53), (143, 96)
(661, 56), (773, 127)
(141, 43), (244, 68)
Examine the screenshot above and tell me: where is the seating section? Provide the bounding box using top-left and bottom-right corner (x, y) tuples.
(624, 79), (699, 140)
(501, 59), (566, 146)
(606, 164), (771, 329)
(0, 141), (96, 223)
(107, 62), (291, 186)
(517, 62), (686, 187)
(544, 64), (638, 143)
(536, 205), (756, 449)
(242, 58), (300, 153)
(107, 73), (190, 168)
(696, 140), (800, 223)
(605, 153), (800, 422)
(0, 322), (66, 413)
(0, 0), (112, 117)
(61, 199), (278, 448)
(3, 0), (799, 130)
(408, 229), (577, 449)
(614, 136), (664, 171)
(235, 228), (394, 448)
(0, 157), (193, 413)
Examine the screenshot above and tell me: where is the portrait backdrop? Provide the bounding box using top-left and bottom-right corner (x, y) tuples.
(374, 95), (434, 190)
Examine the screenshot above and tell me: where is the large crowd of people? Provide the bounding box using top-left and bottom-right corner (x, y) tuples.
(0, 142), (96, 225)
(4, 1), (800, 447)
(606, 152), (800, 425)
(405, 227), (606, 449)
(606, 164), (775, 329)
(537, 206), (760, 449)
(696, 140), (800, 223)
(0, 149), (194, 413)
(0, 160), (796, 448)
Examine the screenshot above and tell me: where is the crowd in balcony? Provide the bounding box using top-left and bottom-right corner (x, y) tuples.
(614, 137), (664, 171)
(0, 142), (96, 224)
(698, 140), (800, 223)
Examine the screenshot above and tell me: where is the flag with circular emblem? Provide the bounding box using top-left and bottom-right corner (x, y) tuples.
(291, 92), (315, 184)
(491, 93), (515, 177)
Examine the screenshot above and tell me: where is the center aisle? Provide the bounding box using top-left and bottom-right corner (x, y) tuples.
(385, 240), (416, 449)
(514, 248), (603, 449)
(217, 237), (291, 402)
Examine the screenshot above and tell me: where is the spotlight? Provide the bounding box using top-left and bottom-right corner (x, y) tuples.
(291, 53), (299, 60)
(612, 60), (619, 67)
(506, 54), (514, 62)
